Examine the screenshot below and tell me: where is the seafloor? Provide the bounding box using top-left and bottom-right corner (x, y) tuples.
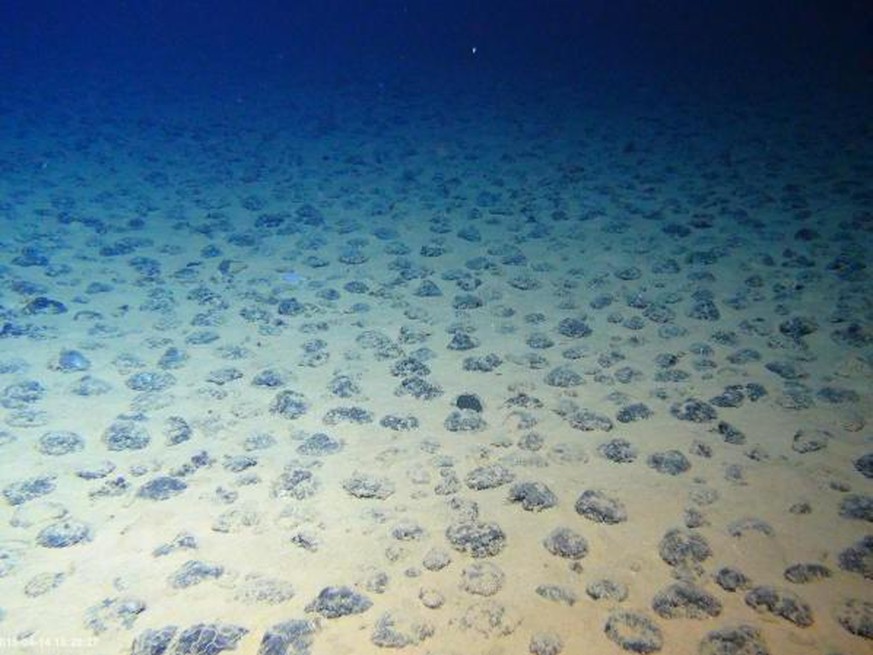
(0, 72), (870, 655)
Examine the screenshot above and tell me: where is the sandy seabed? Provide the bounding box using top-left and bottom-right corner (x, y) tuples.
(0, 75), (870, 655)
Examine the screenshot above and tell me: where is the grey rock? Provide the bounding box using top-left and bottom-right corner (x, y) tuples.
(158, 347), (188, 370)
(568, 409), (613, 432)
(508, 481), (557, 511)
(391, 520), (426, 541)
(460, 600), (520, 637)
(462, 354), (503, 372)
(258, 619), (317, 655)
(6, 407), (48, 427)
(714, 566), (751, 592)
(37, 430), (84, 456)
(164, 416), (193, 445)
(710, 385), (746, 408)
(126, 371), (176, 392)
(419, 587), (445, 609)
(170, 560), (224, 589)
(744, 586), (813, 627)
(365, 571), (388, 593)
(727, 517), (774, 538)
(698, 625), (770, 655)
(529, 632), (564, 655)
(536, 584), (577, 606)
(207, 367), (243, 385)
(1, 380), (46, 408)
(544, 366), (583, 388)
(831, 322), (871, 347)
(137, 476), (187, 501)
(816, 386), (859, 403)
(505, 392), (543, 409)
(461, 562), (505, 596)
(616, 403), (653, 423)
(53, 349), (91, 372)
(575, 489), (627, 524)
(23, 571), (64, 597)
(527, 332), (554, 349)
(414, 280), (442, 297)
(835, 598), (872, 640)
(36, 519), (92, 548)
(684, 507), (707, 528)
(444, 409), (486, 432)
(449, 496), (480, 520)
(658, 528), (711, 573)
(586, 578), (628, 601)
(289, 532), (319, 553)
(717, 421), (747, 445)
(452, 293), (482, 310)
(687, 296), (720, 321)
(175, 624), (248, 655)
(791, 428), (831, 453)
(244, 433), (276, 451)
(396, 376), (443, 400)
(223, 455), (257, 473)
(76, 461), (116, 480)
(765, 360), (806, 380)
(370, 612), (434, 648)
(103, 420), (150, 451)
(557, 317), (592, 338)
(838, 535), (873, 578)
(3, 476), (56, 505)
(85, 596), (146, 634)
(517, 432), (545, 451)
(647, 450), (691, 475)
(379, 414), (419, 431)
(783, 563), (832, 584)
(854, 452), (873, 479)
(455, 393), (483, 412)
(652, 582), (721, 619)
(779, 316), (818, 339)
(727, 348), (762, 365)
(465, 464), (514, 490)
(446, 520), (507, 557)
(422, 548), (452, 571)
(70, 375), (112, 396)
(342, 472), (394, 499)
(270, 390), (309, 419)
(670, 398), (717, 423)
(323, 406), (373, 425)
(297, 432), (343, 456)
(153, 532), (198, 557)
(131, 627), (178, 655)
(235, 575), (295, 605)
(604, 611), (663, 654)
(306, 586), (372, 618)
(543, 527), (588, 560)
(434, 468), (460, 495)
(447, 332), (479, 350)
(598, 438), (638, 463)
(251, 368), (287, 388)
(273, 468), (320, 500)
(839, 494), (872, 522)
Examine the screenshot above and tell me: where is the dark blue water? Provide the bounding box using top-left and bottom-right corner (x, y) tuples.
(2, 1), (869, 90)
